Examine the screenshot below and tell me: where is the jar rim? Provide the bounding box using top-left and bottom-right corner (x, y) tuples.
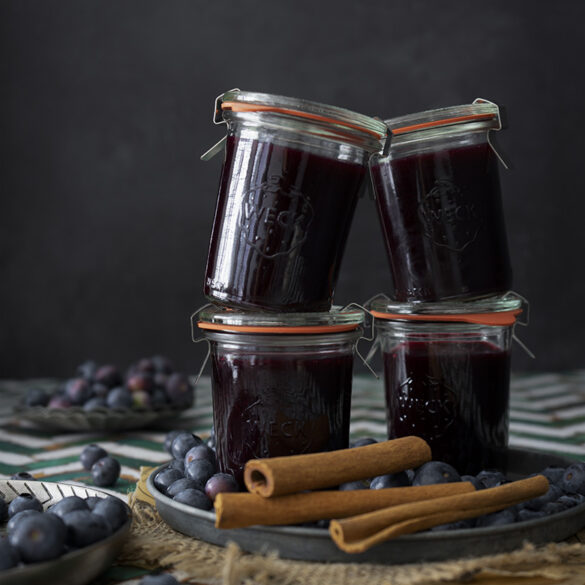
(368, 294), (523, 326)
(197, 305), (365, 334)
(385, 99), (502, 137)
(216, 89), (387, 148)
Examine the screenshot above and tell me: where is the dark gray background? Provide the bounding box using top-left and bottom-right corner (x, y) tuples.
(1, 0), (584, 378)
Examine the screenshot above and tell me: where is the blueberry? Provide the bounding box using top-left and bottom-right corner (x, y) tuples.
(151, 389), (169, 409)
(85, 496), (104, 510)
(83, 397), (108, 411)
(91, 456), (121, 487)
(170, 432), (202, 460)
(184, 444), (216, 467)
(541, 500), (567, 515)
(8, 512), (66, 562)
(91, 496), (130, 532)
(10, 471), (36, 481)
(139, 573), (179, 585)
(350, 437), (378, 448)
(412, 461), (461, 486)
(173, 488), (212, 511)
(205, 473), (239, 501)
(164, 430), (183, 454)
(47, 495), (89, 519)
(91, 383), (110, 398)
(338, 480), (369, 491)
(0, 498), (8, 522)
(94, 364), (123, 388)
(64, 378), (92, 405)
(370, 471), (410, 489)
(0, 538), (20, 569)
(132, 390), (152, 409)
(152, 355), (174, 375)
(80, 444), (108, 470)
(106, 386), (133, 409)
(167, 459), (185, 474)
(24, 387), (50, 407)
(8, 494), (43, 517)
(62, 509), (111, 547)
(518, 508), (546, 522)
(560, 462), (585, 495)
(126, 372), (154, 393)
(136, 357), (156, 374)
(523, 484), (563, 511)
(541, 465), (566, 487)
(165, 373), (194, 408)
(167, 478), (201, 498)
(6, 510), (42, 533)
(475, 470), (507, 489)
(184, 459), (216, 490)
(154, 468), (185, 495)
(461, 474), (484, 490)
(558, 493), (585, 509)
(475, 508), (517, 527)
(48, 394), (72, 409)
(77, 360), (98, 380)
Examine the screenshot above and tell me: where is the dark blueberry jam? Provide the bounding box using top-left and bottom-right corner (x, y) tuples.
(382, 340), (511, 474)
(204, 135), (366, 312)
(371, 141), (512, 302)
(210, 345), (354, 487)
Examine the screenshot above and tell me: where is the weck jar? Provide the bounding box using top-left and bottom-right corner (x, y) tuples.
(196, 305), (365, 487)
(203, 89), (387, 312)
(370, 100), (512, 303)
(369, 294), (523, 475)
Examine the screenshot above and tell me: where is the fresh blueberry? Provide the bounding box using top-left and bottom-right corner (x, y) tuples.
(10, 471), (36, 481)
(47, 495), (89, 519)
(154, 468), (185, 495)
(476, 470), (507, 489)
(166, 478), (201, 498)
(350, 437), (378, 448)
(540, 466), (567, 487)
(126, 372), (154, 393)
(62, 509), (111, 547)
(24, 387), (50, 407)
(412, 461), (461, 486)
(83, 397), (108, 411)
(91, 456), (121, 487)
(165, 373), (194, 408)
(523, 484), (563, 511)
(136, 357), (156, 374)
(85, 496), (104, 510)
(167, 459), (185, 474)
(80, 444), (108, 470)
(173, 488), (212, 511)
(184, 444), (216, 467)
(164, 430), (184, 454)
(64, 378), (92, 405)
(461, 474), (484, 490)
(91, 383), (110, 398)
(48, 394), (72, 409)
(475, 508), (517, 527)
(151, 355), (174, 375)
(91, 496), (130, 532)
(94, 364), (123, 388)
(338, 480), (369, 491)
(8, 512), (66, 562)
(106, 386), (133, 409)
(558, 493), (585, 509)
(0, 538), (20, 569)
(170, 432), (203, 461)
(139, 573), (180, 585)
(370, 471), (410, 489)
(8, 494), (43, 518)
(205, 473), (239, 501)
(517, 508), (546, 522)
(541, 500), (567, 515)
(184, 459), (216, 490)
(560, 462), (585, 495)
(6, 510), (42, 533)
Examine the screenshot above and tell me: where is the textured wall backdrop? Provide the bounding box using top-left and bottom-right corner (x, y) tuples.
(1, 0), (584, 377)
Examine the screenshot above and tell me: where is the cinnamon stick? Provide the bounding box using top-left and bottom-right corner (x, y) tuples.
(243, 436), (431, 498)
(215, 482), (475, 529)
(329, 474), (549, 553)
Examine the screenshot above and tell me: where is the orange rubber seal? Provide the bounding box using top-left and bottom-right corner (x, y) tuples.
(197, 322), (360, 334)
(370, 309), (522, 327)
(392, 113), (496, 136)
(221, 101), (384, 139)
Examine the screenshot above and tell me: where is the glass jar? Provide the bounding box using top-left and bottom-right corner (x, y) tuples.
(197, 306), (365, 487)
(204, 89), (387, 312)
(370, 100), (512, 302)
(370, 295), (523, 475)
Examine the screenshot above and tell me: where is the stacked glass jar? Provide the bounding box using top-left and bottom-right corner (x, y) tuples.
(368, 100), (523, 475)
(198, 89), (388, 486)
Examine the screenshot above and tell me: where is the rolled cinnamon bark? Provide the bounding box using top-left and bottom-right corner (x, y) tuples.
(215, 482), (475, 529)
(329, 474), (549, 553)
(244, 436), (431, 498)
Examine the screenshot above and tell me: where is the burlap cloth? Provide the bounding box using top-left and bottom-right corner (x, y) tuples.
(118, 467), (585, 585)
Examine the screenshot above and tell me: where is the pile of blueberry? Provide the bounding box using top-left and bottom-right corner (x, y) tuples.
(81, 444), (121, 487)
(0, 490), (130, 569)
(24, 355), (194, 412)
(152, 429), (238, 510)
(342, 437), (585, 530)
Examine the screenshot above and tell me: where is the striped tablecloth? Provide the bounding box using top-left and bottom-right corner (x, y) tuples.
(1, 371), (585, 583)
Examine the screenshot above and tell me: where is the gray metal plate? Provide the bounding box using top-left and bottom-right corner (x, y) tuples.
(147, 448), (585, 564)
(0, 479), (132, 585)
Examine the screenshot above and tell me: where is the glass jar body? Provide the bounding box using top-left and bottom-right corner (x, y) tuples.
(375, 319), (513, 475)
(203, 329), (360, 487)
(204, 117), (373, 312)
(370, 129), (512, 302)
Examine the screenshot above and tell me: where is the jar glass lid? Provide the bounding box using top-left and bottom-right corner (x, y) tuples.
(215, 89), (387, 151)
(197, 305), (365, 334)
(368, 294), (524, 326)
(385, 99), (502, 137)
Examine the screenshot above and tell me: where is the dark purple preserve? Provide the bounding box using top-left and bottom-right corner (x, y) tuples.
(383, 340), (511, 474)
(204, 135), (366, 312)
(210, 348), (354, 487)
(371, 141), (512, 302)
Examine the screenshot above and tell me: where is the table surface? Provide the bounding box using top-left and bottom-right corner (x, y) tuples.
(1, 371), (585, 584)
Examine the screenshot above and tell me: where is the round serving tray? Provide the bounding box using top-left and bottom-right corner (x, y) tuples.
(147, 448), (585, 564)
(0, 479), (132, 585)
